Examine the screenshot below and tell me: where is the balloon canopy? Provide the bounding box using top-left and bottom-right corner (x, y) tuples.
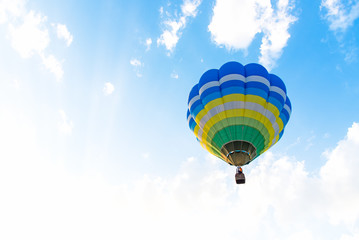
(187, 61), (291, 166)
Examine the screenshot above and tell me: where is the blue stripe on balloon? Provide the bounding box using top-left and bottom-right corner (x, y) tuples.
(188, 84), (199, 104)
(198, 69), (219, 89)
(269, 91), (285, 105)
(278, 131), (284, 140)
(190, 100), (201, 112)
(201, 86), (221, 99)
(269, 74), (286, 93)
(191, 104), (204, 118)
(282, 109), (290, 121)
(246, 81), (270, 93)
(268, 96), (284, 111)
(189, 118), (197, 131)
(280, 110), (290, 126)
(220, 79), (245, 89)
(221, 86), (245, 96)
(245, 63), (268, 78)
(285, 97), (292, 111)
(202, 91), (222, 106)
(246, 88), (268, 100)
(279, 113), (288, 126)
(219, 61), (245, 78)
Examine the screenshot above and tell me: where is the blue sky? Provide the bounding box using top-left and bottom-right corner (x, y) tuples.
(1, 0), (359, 239)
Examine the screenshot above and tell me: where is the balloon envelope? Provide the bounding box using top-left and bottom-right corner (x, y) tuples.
(187, 61), (291, 166)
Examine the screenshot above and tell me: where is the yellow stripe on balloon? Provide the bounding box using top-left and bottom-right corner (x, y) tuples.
(191, 93), (283, 158)
(200, 109), (274, 147)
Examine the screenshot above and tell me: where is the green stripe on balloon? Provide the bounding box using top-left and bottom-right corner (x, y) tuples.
(204, 116), (270, 148)
(209, 125), (266, 157)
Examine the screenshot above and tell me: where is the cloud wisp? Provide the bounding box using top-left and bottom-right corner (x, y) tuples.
(208, 0), (297, 70)
(321, 0), (359, 32)
(103, 82), (115, 96)
(55, 23), (73, 47)
(145, 38), (152, 51)
(157, 0), (202, 54)
(171, 71), (179, 79)
(130, 58), (142, 67)
(1, 120), (359, 239)
(58, 110), (73, 136)
(0, 0), (72, 81)
(130, 58), (143, 77)
(321, 0), (359, 62)
(7, 10), (49, 58)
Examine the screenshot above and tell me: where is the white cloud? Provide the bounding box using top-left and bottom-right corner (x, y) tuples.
(55, 23), (73, 47)
(321, 0), (359, 32)
(103, 82), (115, 96)
(1, 0), (70, 80)
(344, 46), (358, 63)
(259, 1), (297, 69)
(8, 10), (49, 58)
(340, 232), (359, 240)
(321, 1), (359, 62)
(181, 0), (201, 17)
(41, 54), (64, 80)
(2, 104), (359, 239)
(130, 58), (143, 77)
(208, 0), (297, 70)
(157, 18), (182, 52)
(0, 0), (25, 24)
(58, 110), (73, 135)
(208, 0), (261, 50)
(157, 0), (202, 53)
(145, 38), (152, 51)
(171, 71), (179, 79)
(130, 58), (142, 67)
(320, 122), (359, 225)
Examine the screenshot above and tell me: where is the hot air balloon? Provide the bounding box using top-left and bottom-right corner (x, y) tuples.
(187, 61), (291, 184)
